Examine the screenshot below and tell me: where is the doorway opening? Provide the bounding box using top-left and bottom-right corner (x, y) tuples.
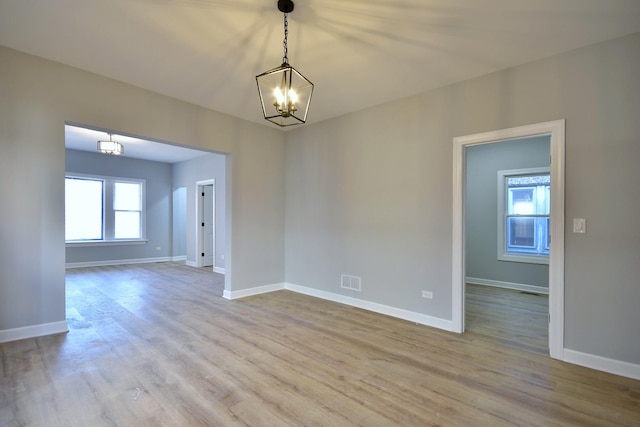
(64, 123), (230, 293)
(452, 120), (565, 359)
(465, 137), (550, 354)
(195, 179), (217, 271)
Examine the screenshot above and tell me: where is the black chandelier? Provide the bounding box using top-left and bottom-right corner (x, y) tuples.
(256, 0), (314, 127)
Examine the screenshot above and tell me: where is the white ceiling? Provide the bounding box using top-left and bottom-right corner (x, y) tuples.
(2, 0), (640, 133)
(65, 125), (213, 164)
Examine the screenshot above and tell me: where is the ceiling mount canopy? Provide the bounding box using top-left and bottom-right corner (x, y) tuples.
(256, 0), (314, 127)
(277, 0), (294, 14)
(97, 133), (124, 155)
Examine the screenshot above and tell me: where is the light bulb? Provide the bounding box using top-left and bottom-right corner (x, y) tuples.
(288, 88), (298, 104)
(274, 87), (285, 105)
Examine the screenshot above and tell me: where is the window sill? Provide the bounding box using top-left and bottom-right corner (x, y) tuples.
(498, 253), (549, 265)
(66, 239), (148, 248)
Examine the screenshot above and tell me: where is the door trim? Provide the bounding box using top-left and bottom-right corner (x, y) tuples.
(452, 120), (565, 359)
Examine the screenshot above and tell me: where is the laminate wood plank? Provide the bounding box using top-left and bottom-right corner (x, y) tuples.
(241, 294), (582, 426)
(2, 263), (639, 426)
(465, 284), (548, 354)
(175, 313), (394, 425)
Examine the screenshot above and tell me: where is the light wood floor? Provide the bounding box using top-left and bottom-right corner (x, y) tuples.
(465, 284), (549, 356)
(1, 263), (639, 426)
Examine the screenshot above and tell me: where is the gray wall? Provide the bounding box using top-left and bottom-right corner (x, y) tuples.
(172, 187), (187, 259)
(285, 33), (640, 364)
(0, 44), (285, 333)
(173, 153), (227, 269)
(65, 149), (173, 264)
(465, 136), (550, 288)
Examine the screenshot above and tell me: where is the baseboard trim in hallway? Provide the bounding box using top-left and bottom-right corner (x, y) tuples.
(0, 320), (69, 343)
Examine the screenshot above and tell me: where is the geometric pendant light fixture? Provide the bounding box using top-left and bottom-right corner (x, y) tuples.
(256, 0), (314, 127)
(97, 133), (124, 155)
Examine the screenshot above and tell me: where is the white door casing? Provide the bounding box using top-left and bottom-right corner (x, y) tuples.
(203, 185), (214, 266)
(452, 120), (565, 360)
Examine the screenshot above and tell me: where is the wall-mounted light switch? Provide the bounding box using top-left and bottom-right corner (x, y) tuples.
(573, 218), (586, 234)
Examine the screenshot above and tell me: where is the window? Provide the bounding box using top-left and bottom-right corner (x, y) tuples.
(497, 167), (550, 264)
(114, 181), (142, 239)
(65, 177), (104, 240)
(66, 174), (145, 244)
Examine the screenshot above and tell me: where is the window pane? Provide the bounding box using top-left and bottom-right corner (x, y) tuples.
(114, 182), (141, 211)
(546, 217), (551, 250)
(65, 177), (103, 240)
(507, 175), (550, 187)
(544, 185), (551, 214)
(115, 211), (140, 239)
(508, 188), (534, 215)
(507, 175), (550, 216)
(508, 217), (535, 248)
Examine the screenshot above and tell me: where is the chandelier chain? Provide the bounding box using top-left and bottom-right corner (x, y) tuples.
(282, 13), (289, 64)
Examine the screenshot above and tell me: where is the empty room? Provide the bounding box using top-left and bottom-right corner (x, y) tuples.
(1, 1), (639, 425)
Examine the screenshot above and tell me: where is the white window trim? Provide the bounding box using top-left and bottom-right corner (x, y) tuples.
(497, 166), (550, 265)
(65, 172), (147, 245)
(66, 239), (149, 247)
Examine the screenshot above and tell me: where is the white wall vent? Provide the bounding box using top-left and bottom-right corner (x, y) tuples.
(341, 274), (361, 291)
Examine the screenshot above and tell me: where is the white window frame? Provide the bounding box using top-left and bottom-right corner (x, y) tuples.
(65, 172), (147, 247)
(497, 167), (550, 265)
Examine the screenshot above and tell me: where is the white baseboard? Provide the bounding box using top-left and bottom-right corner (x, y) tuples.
(285, 283), (454, 331)
(66, 257), (172, 269)
(172, 255), (187, 262)
(0, 321), (69, 343)
(563, 349), (640, 380)
(223, 283), (285, 300)
(223, 281), (453, 332)
(184, 262), (224, 274)
(466, 277), (549, 295)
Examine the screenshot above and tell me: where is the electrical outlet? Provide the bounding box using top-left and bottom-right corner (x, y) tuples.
(422, 290), (433, 299)
(155, 246), (161, 251)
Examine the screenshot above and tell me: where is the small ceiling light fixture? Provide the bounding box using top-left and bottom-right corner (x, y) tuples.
(256, 0), (313, 127)
(97, 134), (124, 155)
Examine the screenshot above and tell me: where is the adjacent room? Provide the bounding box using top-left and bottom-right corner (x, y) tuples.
(63, 124), (227, 274)
(1, 0), (639, 425)
(464, 136), (551, 354)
